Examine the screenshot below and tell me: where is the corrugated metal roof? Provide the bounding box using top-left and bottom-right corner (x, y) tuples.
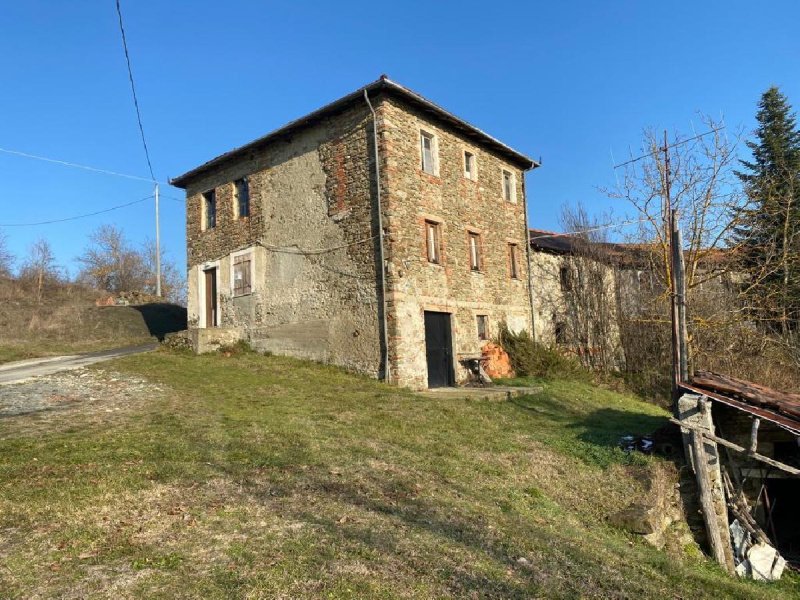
(171, 76), (538, 188)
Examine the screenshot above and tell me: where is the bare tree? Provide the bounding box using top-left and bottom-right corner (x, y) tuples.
(558, 205), (621, 371)
(0, 230), (13, 277)
(77, 225), (147, 293)
(609, 116), (800, 393)
(19, 238), (61, 302)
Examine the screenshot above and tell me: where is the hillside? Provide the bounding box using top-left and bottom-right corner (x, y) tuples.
(0, 278), (186, 363)
(1, 349), (796, 598)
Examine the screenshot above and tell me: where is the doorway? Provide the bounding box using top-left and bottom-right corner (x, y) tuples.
(424, 311), (454, 388)
(204, 267), (218, 328)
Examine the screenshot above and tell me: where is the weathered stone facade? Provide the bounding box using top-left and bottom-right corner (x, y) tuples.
(378, 96), (533, 388)
(173, 78), (536, 389)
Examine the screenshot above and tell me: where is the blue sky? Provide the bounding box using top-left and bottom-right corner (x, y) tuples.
(1, 1), (798, 277)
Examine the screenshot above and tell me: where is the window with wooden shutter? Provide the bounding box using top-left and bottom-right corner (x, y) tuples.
(420, 131), (436, 175)
(233, 253), (252, 296)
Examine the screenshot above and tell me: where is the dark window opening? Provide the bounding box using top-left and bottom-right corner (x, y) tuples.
(560, 265), (573, 292)
(235, 178), (250, 218)
(203, 190), (216, 230)
(477, 315), (488, 340)
(509, 243), (519, 279)
(469, 231), (481, 271)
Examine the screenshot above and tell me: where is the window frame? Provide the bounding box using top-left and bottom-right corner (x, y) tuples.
(231, 249), (254, 297)
(464, 150), (476, 180)
(468, 230), (482, 272)
(559, 265), (573, 292)
(476, 314), (489, 341)
(234, 177), (250, 219)
(508, 242), (520, 279)
(420, 130), (438, 176)
(425, 220), (442, 264)
(202, 189), (217, 230)
(502, 169), (517, 203)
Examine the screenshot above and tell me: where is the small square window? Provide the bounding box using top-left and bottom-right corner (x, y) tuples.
(502, 170), (516, 203)
(425, 220), (441, 264)
(233, 253), (252, 296)
(234, 178), (250, 218)
(464, 151), (475, 179)
(477, 315), (488, 341)
(203, 190), (216, 230)
(508, 243), (520, 279)
(420, 131), (436, 175)
(468, 231), (481, 271)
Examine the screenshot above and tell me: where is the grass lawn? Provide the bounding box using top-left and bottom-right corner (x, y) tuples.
(1, 350), (797, 598)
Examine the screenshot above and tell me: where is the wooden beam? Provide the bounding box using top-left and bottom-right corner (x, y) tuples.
(692, 430), (735, 573)
(670, 417), (800, 476)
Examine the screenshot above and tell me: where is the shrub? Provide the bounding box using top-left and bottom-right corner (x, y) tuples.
(497, 323), (587, 380)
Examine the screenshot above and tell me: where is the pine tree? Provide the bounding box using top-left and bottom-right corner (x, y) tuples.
(735, 87), (800, 332)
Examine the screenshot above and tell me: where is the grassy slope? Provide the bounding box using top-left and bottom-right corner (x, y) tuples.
(0, 282), (186, 363)
(1, 351), (797, 599)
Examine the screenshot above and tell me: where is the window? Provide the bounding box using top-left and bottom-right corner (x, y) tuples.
(203, 190), (216, 230)
(234, 178), (250, 218)
(233, 253), (252, 296)
(420, 130), (436, 175)
(425, 220), (441, 264)
(477, 315), (488, 341)
(554, 320), (567, 345)
(464, 151), (475, 179)
(468, 231), (481, 271)
(502, 169), (516, 203)
(508, 243), (520, 279)
(559, 265), (573, 292)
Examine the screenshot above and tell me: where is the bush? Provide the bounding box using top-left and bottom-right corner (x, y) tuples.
(497, 323), (586, 380)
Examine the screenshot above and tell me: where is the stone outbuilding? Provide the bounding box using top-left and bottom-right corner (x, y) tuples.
(171, 76), (539, 389)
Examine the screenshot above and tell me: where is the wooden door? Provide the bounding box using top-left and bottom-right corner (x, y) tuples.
(204, 268), (217, 327)
(424, 311), (454, 388)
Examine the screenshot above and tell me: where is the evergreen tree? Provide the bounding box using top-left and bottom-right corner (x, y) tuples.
(735, 87), (800, 332)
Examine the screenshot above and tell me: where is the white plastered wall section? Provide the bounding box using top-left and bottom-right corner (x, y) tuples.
(188, 244), (264, 329)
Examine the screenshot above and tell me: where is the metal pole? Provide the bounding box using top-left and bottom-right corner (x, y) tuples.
(673, 210), (689, 383)
(155, 182), (161, 297)
(363, 89), (390, 382)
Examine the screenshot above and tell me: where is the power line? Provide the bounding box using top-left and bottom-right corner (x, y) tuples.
(529, 217), (651, 240)
(115, 0), (155, 181)
(0, 195), (152, 227)
(613, 127), (724, 170)
(0, 146), (161, 184)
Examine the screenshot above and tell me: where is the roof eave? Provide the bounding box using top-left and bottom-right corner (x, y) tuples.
(171, 77), (536, 189)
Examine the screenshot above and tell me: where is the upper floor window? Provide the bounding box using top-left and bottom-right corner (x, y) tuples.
(233, 252), (253, 296)
(420, 130), (437, 175)
(464, 151), (476, 180)
(234, 178), (250, 218)
(508, 243), (520, 279)
(468, 231), (481, 271)
(202, 190), (216, 230)
(425, 220), (441, 264)
(502, 169), (517, 203)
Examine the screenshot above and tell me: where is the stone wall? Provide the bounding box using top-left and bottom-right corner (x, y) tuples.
(377, 95), (533, 389)
(183, 103), (383, 376)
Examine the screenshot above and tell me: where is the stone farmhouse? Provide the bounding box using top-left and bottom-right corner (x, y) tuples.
(171, 77), (539, 389)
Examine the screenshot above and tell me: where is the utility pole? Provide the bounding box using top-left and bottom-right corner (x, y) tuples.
(663, 131), (688, 410)
(155, 182), (161, 297)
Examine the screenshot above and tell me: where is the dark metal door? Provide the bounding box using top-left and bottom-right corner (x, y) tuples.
(424, 311), (454, 388)
(204, 268), (217, 327)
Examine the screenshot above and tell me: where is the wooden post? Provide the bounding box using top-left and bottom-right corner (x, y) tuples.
(672, 210), (689, 384)
(749, 418), (761, 455)
(677, 393), (735, 574)
(692, 430), (733, 572)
